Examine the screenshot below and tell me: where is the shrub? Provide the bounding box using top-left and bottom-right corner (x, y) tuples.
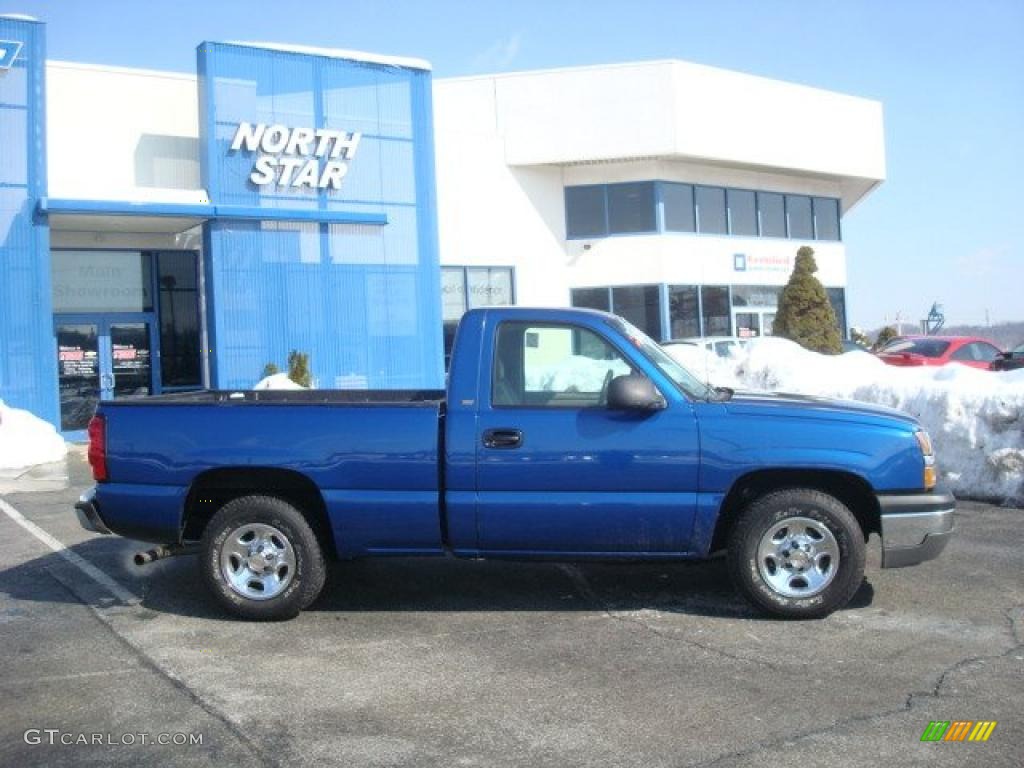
(773, 246), (842, 355)
(287, 350), (312, 388)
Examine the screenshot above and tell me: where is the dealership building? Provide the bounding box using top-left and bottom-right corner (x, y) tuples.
(0, 15), (885, 435)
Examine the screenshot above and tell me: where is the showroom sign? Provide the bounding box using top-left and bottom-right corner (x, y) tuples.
(229, 122), (361, 190)
(0, 40), (23, 71)
(733, 253), (792, 273)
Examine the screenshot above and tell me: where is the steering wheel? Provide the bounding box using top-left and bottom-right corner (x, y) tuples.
(597, 368), (615, 407)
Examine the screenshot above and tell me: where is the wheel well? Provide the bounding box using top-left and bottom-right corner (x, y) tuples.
(181, 468), (336, 558)
(710, 469), (880, 553)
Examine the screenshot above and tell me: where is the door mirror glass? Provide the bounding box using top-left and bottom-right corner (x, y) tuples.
(606, 374), (665, 411)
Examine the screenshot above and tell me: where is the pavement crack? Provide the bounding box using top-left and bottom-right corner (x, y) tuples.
(686, 602), (1024, 768)
(46, 566), (281, 768)
(557, 564), (777, 669)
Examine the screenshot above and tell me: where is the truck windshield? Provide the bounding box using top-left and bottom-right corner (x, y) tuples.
(609, 318), (715, 401)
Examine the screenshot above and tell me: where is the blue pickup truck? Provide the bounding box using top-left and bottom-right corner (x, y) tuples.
(75, 307), (955, 620)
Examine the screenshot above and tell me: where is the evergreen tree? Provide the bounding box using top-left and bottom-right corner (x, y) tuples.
(287, 350), (312, 388)
(773, 246), (842, 354)
(849, 327), (871, 348)
(873, 325), (899, 351)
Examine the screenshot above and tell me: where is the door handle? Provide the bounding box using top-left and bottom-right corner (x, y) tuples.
(482, 428), (523, 449)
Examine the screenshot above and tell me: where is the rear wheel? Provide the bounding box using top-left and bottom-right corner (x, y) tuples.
(201, 495), (326, 620)
(727, 488), (865, 619)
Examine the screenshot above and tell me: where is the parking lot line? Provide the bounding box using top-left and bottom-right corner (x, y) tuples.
(0, 497), (138, 605)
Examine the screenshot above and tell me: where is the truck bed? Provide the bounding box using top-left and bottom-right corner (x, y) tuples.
(95, 392), (445, 554)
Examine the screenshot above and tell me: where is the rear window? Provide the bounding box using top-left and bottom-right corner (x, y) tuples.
(880, 339), (951, 358)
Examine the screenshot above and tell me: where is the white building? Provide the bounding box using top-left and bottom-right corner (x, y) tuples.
(433, 59), (886, 346)
(0, 14), (885, 432)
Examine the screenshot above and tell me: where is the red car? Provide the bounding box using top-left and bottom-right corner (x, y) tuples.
(876, 336), (1003, 370)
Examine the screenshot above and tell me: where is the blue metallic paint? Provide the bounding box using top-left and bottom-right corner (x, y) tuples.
(0, 17), (58, 425)
(99, 401), (442, 552)
(94, 307), (931, 562)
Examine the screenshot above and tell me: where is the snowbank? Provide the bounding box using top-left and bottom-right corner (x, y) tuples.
(665, 339), (1024, 503)
(0, 400), (68, 470)
(525, 356), (630, 393)
(253, 373), (306, 390)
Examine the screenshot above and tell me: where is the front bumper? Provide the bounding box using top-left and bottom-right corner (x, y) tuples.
(877, 487), (955, 568)
(74, 488), (112, 535)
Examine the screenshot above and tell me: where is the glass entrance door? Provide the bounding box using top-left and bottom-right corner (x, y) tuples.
(56, 322), (102, 432)
(109, 322), (153, 398)
(732, 309), (776, 339)
(54, 316), (155, 432)
(733, 311), (762, 339)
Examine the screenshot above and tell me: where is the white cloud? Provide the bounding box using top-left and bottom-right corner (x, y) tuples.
(471, 33), (522, 72)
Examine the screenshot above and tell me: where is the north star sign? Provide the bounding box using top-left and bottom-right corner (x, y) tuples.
(229, 122), (362, 190)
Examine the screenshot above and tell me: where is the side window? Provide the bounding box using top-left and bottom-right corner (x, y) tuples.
(492, 322), (632, 407)
(951, 344), (973, 361)
(975, 343), (1000, 362)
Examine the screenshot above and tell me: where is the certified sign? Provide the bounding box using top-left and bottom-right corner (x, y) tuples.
(0, 40), (24, 71)
(230, 122), (361, 190)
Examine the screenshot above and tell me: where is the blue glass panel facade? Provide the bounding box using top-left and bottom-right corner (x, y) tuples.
(0, 18), (57, 424)
(198, 43), (443, 389)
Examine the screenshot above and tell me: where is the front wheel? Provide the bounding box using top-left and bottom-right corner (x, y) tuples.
(201, 495), (327, 621)
(727, 488), (866, 619)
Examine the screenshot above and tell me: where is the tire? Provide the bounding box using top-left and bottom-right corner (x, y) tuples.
(200, 495), (327, 621)
(727, 488), (865, 620)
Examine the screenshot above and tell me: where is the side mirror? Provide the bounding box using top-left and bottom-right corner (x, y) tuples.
(606, 374), (666, 411)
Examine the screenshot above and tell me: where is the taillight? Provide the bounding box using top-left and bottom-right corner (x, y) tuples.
(87, 414), (108, 482)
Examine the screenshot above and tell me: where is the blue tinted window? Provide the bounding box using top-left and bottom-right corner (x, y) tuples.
(662, 182), (695, 232)
(786, 195), (813, 239)
(565, 186), (607, 238)
(695, 186), (727, 234)
(727, 189), (757, 236)
(571, 287), (611, 312)
(607, 182), (656, 234)
(814, 197), (841, 241)
(757, 192), (785, 237)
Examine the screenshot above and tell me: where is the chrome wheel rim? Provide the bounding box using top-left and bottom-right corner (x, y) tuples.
(220, 523), (296, 601)
(756, 516), (840, 598)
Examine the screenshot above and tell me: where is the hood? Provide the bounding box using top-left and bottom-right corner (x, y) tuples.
(723, 390), (919, 429)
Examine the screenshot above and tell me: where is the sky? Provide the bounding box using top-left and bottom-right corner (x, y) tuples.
(8, 0), (1023, 329)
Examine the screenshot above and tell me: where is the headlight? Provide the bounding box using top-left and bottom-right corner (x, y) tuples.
(916, 430), (936, 490)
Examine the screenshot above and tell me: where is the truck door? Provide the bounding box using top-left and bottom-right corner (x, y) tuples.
(474, 319), (700, 555)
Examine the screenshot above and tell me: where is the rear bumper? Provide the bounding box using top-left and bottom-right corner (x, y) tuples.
(877, 487), (956, 568)
(74, 488), (112, 535)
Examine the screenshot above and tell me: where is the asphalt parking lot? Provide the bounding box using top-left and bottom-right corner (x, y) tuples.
(0, 450), (1021, 767)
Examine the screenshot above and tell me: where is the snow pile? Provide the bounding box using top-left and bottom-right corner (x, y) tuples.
(525, 356), (630, 393)
(253, 373), (306, 390)
(0, 400), (68, 470)
(665, 339), (1024, 503)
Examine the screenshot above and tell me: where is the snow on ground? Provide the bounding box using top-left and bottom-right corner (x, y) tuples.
(253, 373), (306, 390)
(0, 399), (68, 470)
(665, 339), (1024, 503)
